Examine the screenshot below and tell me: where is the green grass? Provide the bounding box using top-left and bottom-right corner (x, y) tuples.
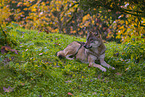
(0, 27), (144, 97)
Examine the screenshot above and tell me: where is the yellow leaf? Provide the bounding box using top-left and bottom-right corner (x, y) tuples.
(92, 20), (94, 25)
(51, 7), (56, 11)
(74, 4), (78, 8)
(23, 8), (28, 11)
(56, 7), (60, 11)
(119, 26), (124, 30)
(12, 1), (16, 3)
(82, 76), (84, 78)
(31, 8), (37, 12)
(33, 22), (37, 26)
(82, 14), (90, 22)
(17, 2), (22, 6)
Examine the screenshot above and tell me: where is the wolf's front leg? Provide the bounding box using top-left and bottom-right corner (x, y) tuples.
(89, 62), (107, 72)
(100, 58), (115, 70)
(88, 55), (106, 72)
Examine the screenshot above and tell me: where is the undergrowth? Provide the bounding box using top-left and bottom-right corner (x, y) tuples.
(0, 27), (144, 97)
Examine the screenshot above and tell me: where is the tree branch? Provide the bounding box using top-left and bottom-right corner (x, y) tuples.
(0, 25), (7, 44)
(63, 4), (79, 27)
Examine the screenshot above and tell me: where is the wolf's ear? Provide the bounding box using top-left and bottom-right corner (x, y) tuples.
(87, 31), (93, 37)
(97, 34), (101, 38)
(89, 31), (93, 35)
(94, 32), (98, 36)
(96, 33), (102, 39)
(94, 30), (102, 39)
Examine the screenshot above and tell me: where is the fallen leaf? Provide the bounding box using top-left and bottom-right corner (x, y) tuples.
(115, 72), (122, 76)
(3, 86), (14, 92)
(54, 43), (60, 45)
(39, 53), (43, 55)
(1, 46), (18, 54)
(1, 47), (6, 54)
(113, 52), (119, 57)
(125, 67), (130, 71)
(39, 95), (42, 97)
(1, 46), (10, 54)
(65, 80), (72, 83)
(20, 83), (25, 86)
(68, 92), (73, 96)
(92, 92), (97, 95)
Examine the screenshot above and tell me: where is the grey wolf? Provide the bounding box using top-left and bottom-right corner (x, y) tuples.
(56, 31), (115, 72)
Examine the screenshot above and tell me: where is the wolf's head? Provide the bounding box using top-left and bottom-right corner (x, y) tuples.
(84, 31), (102, 49)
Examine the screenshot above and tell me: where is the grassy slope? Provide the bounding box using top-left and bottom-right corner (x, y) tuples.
(0, 28), (144, 97)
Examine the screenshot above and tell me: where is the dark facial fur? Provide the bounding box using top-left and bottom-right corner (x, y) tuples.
(84, 32), (101, 49)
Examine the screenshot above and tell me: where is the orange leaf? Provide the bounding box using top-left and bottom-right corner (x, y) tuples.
(17, 2), (22, 7)
(1, 46), (18, 54)
(31, 8), (37, 12)
(12, 1), (17, 3)
(23, 8), (28, 11)
(68, 92), (73, 96)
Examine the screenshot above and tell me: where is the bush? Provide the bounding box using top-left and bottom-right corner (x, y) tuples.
(122, 36), (145, 63)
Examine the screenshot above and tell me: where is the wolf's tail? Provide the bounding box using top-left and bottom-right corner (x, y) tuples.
(56, 51), (65, 59)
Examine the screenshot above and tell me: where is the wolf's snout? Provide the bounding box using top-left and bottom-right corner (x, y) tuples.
(84, 44), (92, 49)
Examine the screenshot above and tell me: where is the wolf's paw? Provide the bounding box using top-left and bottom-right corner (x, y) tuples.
(111, 67), (115, 70)
(100, 67), (106, 72)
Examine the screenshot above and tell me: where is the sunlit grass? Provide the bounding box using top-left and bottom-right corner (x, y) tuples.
(0, 27), (144, 96)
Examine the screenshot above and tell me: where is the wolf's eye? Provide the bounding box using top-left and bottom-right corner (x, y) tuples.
(90, 39), (94, 42)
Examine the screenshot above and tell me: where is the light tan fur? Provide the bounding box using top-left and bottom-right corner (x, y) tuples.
(57, 32), (115, 72)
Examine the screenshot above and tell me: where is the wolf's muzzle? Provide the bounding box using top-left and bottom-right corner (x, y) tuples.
(84, 44), (92, 49)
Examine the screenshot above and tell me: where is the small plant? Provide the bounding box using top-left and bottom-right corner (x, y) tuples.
(122, 36), (145, 63)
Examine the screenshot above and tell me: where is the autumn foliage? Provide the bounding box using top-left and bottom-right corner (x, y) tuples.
(0, 1), (145, 95)
(0, 0), (145, 44)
